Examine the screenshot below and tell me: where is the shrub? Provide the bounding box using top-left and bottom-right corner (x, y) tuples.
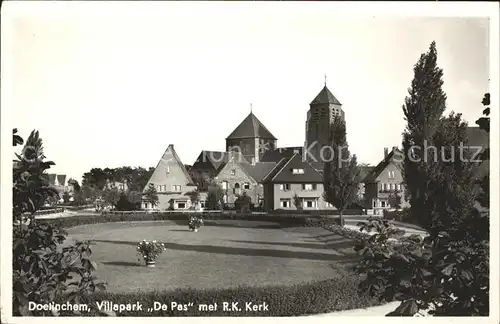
(54, 276), (381, 316)
(234, 192), (251, 213)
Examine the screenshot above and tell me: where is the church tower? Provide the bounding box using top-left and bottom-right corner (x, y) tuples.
(304, 81), (344, 163)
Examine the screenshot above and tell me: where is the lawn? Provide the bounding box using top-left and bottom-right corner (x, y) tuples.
(66, 220), (359, 293)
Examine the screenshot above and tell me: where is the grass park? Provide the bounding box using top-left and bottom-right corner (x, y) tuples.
(53, 214), (384, 316)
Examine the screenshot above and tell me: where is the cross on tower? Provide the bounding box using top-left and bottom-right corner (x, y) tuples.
(324, 74), (327, 86)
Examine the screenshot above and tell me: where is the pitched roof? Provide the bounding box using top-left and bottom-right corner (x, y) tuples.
(310, 85), (342, 106)
(262, 153), (324, 183)
(358, 165), (375, 182)
(363, 149), (402, 183)
(169, 145), (195, 185)
(56, 174), (66, 186)
(261, 146), (303, 163)
(226, 112), (277, 140)
(241, 162), (277, 183)
(193, 151), (229, 171)
(47, 174), (57, 185)
(466, 127), (489, 148)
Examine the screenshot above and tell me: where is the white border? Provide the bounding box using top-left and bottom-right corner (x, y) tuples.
(1, 2), (499, 324)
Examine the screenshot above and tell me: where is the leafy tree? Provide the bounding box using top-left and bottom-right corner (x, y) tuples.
(186, 190), (201, 210)
(62, 191), (71, 204)
(234, 192), (251, 213)
(355, 43), (489, 316)
(143, 183), (159, 209)
(292, 192), (303, 211)
(188, 169), (211, 191)
(323, 117), (360, 226)
(102, 187), (121, 209)
(68, 178), (81, 192)
(206, 182), (224, 210)
(387, 191), (402, 210)
(12, 129), (110, 316)
(82, 168), (107, 190)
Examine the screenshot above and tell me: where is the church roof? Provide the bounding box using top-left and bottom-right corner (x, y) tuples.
(310, 85), (342, 106)
(226, 112), (277, 140)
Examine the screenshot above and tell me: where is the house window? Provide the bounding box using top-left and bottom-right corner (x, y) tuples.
(231, 169), (236, 175)
(222, 181), (228, 190)
(280, 199), (291, 208)
(390, 183), (394, 190)
(279, 184), (290, 191)
(304, 199), (316, 208)
(397, 184), (401, 191)
(119, 184), (124, 191)
(234, 183), (240, 195)
(302, 184), (313, 191)
(176, 201), (187, 209)
(381, 201), (386, 208)
(172, 185), (181, 192)
(373, 200), (377, 207)
(166, 165), (170, 174)
(144, 202), (149, 209)
(243, 183), (250, 190)
(292, 168), (305, 174)
(157, 185), (162, 192)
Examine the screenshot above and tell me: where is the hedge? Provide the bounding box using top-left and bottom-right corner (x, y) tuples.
(55, 276), (381, 316)
(44, 211), (354, 229)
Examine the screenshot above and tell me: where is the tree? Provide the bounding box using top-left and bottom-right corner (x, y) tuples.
(62, 191), (71, 204)
(387, 191), (402, 210)
(292, 192), (303, 211)
(143, 183), (159, 209)
(206, 182), (224, 210)
(186, 190), (201, 210)
(12, 129), (110, 316)
(101, 187), (120, 209)
(189, 169), (211, 191)
(68, 178), (81, 192)
(323, 117), (360, 226)
(234, 192), (251, 213)
(355, 43), (489, 316)
(82, 168), (107, 190)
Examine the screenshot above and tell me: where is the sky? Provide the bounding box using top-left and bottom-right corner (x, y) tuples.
(2, 2), (492, 183)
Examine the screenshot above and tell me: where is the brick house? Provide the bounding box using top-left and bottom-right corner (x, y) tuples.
(363, 147), (408, 215)
(225, 112), (277, 164)
(262, 153), (334, 211)
(214, 151), (276, 207)
(142, 144), (204, 211)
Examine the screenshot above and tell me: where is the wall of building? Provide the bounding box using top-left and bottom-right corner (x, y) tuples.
(216, 159), (261, 204)
(264, 183), (333, 211)
(305, 103), (343, 163)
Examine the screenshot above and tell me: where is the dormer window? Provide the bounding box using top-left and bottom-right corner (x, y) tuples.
(231, 169), (236, 175)
(292, 168), (304, 174)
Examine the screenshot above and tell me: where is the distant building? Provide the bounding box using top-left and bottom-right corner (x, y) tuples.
(304, 84), (345, 163)
(142, 144), (205, 211)
(46, 174), (72, 196)
(225, 112), (277, 164)
(362, 147), (408, 215)
(262, 153), (334, 211)
(103, 180), (128, 192)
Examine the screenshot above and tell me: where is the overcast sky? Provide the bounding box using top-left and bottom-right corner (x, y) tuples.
(2, 2), (492, 183)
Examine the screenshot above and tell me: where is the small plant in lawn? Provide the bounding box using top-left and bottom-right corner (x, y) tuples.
(188, 215), (204, 231)
(136, 240), (166, 266)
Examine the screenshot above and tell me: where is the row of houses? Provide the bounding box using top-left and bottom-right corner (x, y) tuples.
(139, 84), (489, 213)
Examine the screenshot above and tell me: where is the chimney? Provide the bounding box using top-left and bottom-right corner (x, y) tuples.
(392, 146), (398, 152)
(384, 147), (389, 158)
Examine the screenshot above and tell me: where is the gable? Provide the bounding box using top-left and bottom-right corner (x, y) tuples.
(143, 145), (194, 192)
(216, 155), (256, 184)
(268, 154), (324, 183)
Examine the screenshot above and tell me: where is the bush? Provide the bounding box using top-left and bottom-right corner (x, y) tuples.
(54, 276), (381, 316)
